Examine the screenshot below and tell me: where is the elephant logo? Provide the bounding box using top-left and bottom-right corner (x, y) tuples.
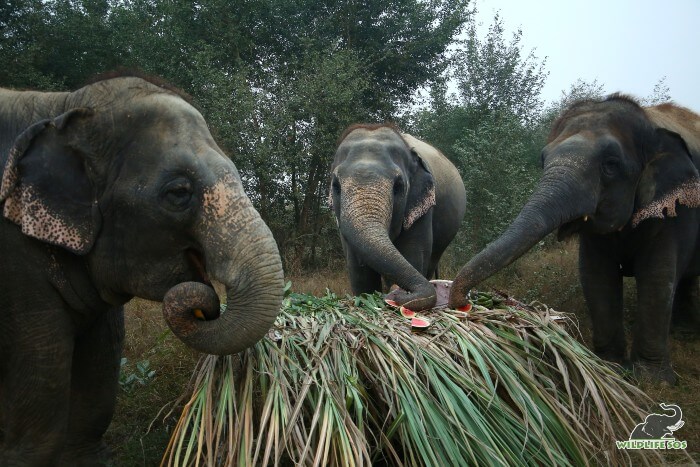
(629, 403), (684, 440)
(617, 403), (688, 451)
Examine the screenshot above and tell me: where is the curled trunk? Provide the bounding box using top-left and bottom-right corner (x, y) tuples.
(163, 185), (284, 355)
(659, 403), (683, 429)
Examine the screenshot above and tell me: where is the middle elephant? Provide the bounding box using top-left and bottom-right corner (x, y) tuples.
(330, 124), (466, 310)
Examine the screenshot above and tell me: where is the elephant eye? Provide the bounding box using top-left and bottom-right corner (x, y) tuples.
(162, 178), (193, 209)
(602, 156), (621, 178)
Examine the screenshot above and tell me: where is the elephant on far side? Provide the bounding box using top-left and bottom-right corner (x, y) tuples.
(448, 95), (700, 383)
(329, 124), (466, 311)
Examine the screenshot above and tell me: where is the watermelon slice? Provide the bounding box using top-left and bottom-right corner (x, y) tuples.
(410, 316), (431, 329)
(400, 306), (416, 319)
(430, 279), (452, 309)
(457, 303), (472, 312)
(384, 298), (399, 307)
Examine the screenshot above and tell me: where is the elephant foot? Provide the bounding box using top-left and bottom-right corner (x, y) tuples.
(632, 360), (677, 386)
(593, 344), (626, 367)
(594, 350), (626, 367)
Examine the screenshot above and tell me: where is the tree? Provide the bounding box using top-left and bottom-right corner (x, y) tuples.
(453, 12), (548, 127)
(641, 76), (671, 106)
(412, 12), (549, 258)
(0, 0), (472, 269)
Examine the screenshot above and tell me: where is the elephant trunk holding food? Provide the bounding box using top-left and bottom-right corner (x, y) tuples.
(449, 95), (700, 383)
(330, 124), (466, 310)
(0, 75), (283, 465)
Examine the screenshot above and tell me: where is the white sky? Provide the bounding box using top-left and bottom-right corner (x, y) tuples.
(472, 0), (700, 112)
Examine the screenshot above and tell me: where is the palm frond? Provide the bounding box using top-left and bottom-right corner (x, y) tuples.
(163, 289), (676, 466)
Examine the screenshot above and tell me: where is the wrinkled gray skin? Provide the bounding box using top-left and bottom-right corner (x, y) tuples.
(330, 125), (466, 311)
(0, 76), (284, 465)
(449, 95), (700, 384)
(629, 403), (684, 440)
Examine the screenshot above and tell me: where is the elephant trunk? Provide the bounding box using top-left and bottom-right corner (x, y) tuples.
(449, 168), (596, 307)
(340, 179), (436, 310)
(163, 174), (284, 355)
(659, 403), (683, 429)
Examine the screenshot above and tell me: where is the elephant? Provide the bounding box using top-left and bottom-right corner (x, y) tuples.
(629, 403), (684, 440)
(0, 73), (284, 465)
(448, 94), (700, 384)
(329, 124), (466, 310)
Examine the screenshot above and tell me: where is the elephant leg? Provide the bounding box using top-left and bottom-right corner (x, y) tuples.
(632, 280), (676, 383)
(672, 276), (700, 334)
(631, 242), (678, 383)
(579, 234), (625, 363)
(344, 242), (382, 294)
(59, 307), (125, 466)
(0, 308), (74, 465)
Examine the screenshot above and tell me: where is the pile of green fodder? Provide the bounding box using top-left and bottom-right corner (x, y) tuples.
(162, 288), (667, 466)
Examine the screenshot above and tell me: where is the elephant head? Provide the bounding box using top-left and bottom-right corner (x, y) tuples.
(329, 125), (438, 310)
(0, 76), (284, 355)
(449, 95), (699, 308)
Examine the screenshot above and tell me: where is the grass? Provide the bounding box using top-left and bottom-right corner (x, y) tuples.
(161, 289), (684, 466)
(107, 241), (699, 465)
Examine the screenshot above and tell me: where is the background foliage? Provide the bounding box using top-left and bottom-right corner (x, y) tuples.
(0, 0), (669, 270)
(4, 2), (695, 464)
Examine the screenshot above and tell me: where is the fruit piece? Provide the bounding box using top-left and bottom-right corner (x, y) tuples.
(384, 298), (399, 307)
(430, 279), (452, 309)
(410, 316), (431, 329)
(457, 303), (472, 312)
(400, 306), (416, 318)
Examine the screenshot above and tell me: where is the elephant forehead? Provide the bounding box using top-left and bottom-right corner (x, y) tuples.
(339, 130), (408, 159)
(130, 94), (212, 146)
(343, 126), (400, 142)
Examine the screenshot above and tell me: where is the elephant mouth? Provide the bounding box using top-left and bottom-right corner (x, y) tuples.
(186, 248), (211, 285)
(557, 216), (590, 240)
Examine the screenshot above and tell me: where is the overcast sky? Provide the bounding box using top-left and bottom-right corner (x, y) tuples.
(472, 0), (700, 112)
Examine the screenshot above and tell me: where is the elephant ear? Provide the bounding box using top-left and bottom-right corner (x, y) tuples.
(403, 147), (436, 230)
(0, 108), (100, 254)
(632, 128), (700, 228)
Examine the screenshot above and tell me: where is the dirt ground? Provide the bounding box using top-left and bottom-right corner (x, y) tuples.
(107, 242), (699, 465)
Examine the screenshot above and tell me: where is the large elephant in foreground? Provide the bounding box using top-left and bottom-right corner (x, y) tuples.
(330, 124), (466, 310)
(449, 95), (700, 384)
(0, 74), (284, 465)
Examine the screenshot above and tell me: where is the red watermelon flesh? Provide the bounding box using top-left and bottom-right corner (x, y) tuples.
(411, 317), (431, 329)
(400, 307), (416, 318)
